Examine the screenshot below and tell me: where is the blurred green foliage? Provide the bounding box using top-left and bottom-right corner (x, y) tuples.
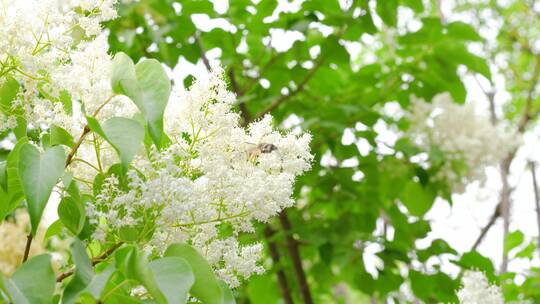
(100, 0), (539, 303)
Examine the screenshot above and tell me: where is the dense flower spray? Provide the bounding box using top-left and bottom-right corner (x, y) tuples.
(458, 271), (504, 304)
(0, 0), (312, 290)
(0, 0), (132, 134)
(89, 69), (313, 287)
(406, 93), (519, 193)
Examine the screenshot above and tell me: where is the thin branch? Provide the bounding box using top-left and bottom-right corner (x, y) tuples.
(195, 33), (211, 72)
(469, 55), (539, 255)
(472, 74), (497, 124)
(279, 211), (313, 304)
(250, 26), (347, 123)
(65, 94), (116, 167)
(517, 58), (540, 132)
(250, 57), (326, 123)
(27, 94), (116, 261)
(65, 125), (91, 167)
(56, 242), (124, 283)
(529, 161), (540, 257)
(228, 68), (251, 123)
(241, 53), (282, 95)
(264, 226), (294, 304)
(471, 203), (500, 251)
(500, 155), (513, 273)
(501, 58), (539, 272)
(22, 233), (33, 262)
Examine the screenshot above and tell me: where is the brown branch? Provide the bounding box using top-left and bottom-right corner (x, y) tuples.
(195, 33), (211, 72)
(279, 211), (313, 304)
(228, 68), (251, 124)
(500, 155), (513, 273)
(65, 94), (116, 167)
(472, 74), (497, 124)
(24, 95), (117, 263)
(501, 58), (539, 272)
(22, 233), (33, 262)
(469, 56), (539, 255)
(471, 202), (500, 251)
(529, 161), (540, 257)
(517, 58), (540, 132)
(250, 57), (326, 124)
(56, 242), (124, 283)
(249, 26), (347, 124)
(65, 125), (91, 167)
(264, 226), (294, 304)
(241, 53), (282, 95)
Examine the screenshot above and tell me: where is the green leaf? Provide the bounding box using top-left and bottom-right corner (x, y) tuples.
(149, 257), (195, 304)
(83, 265), (114, 299)
(504, 230), (524, 254)
(4, 138), (28, 213)
(19, 144), (66, 235)
(133, 59), (171, 148)
(0, 76), (20, 113)
(435, 43), (491, 79)
(58, 197), (86, 235)
(49, 125), (75, 148)
(164, 243), (223, 304)
(409, 270), (434, 300)
(447, 21), (482, 41)
(399, 181), (435, 217)
(219, 280), (236, 304)
(110, 53), (171, 148)
(1, 254), (55, 304)
(515, 241), (536, 259)
(0, 161), (6, 191)
(87, 117), (144, 170)
(117, 246), (168, 304)
(0, 185), (7, 221)
(402, 0), (424, 13)
(457, 251), (495, 281)
(59, 90), (73, 115)
(44, 220), (63, 240)
(63, 239), (94, 304)
(376, 0), (398, 26)
(111, 52), (138, 95)
(417, 239), (457, 262)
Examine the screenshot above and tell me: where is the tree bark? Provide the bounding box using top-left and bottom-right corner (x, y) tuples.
(279, 211), (313, 304)
(264, 227), (294, 304)
(529, 161), (540, 257)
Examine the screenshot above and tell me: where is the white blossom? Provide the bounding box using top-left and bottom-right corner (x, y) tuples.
(406, 93), (520, 193)
(0, 0), (118, 133)
(458, 271), (504, 304)
(89, 69), (313, 286)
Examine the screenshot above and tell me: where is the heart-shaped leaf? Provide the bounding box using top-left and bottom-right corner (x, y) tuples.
(165, 243), (223, 304)
(82, 264), (115, 300)
(3, 138), (28, 215)
(58, 197), (86, 235)
(19, 144), (66, 235)
(111, 53), (171, 148)
(63, 239), (94, 304)
(149, 257), (195, 304)
(115, 246), (195, 304)
(1, 254), (55, 304)
(0, 76), (20, 113)
(87, 117), (144, 170)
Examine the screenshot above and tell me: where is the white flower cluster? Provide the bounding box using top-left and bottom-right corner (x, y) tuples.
(89, 70), (313, 287)
(458, 271), (504, 304)
(406, 93), (519, 193)
(0, 0), (121, 134)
